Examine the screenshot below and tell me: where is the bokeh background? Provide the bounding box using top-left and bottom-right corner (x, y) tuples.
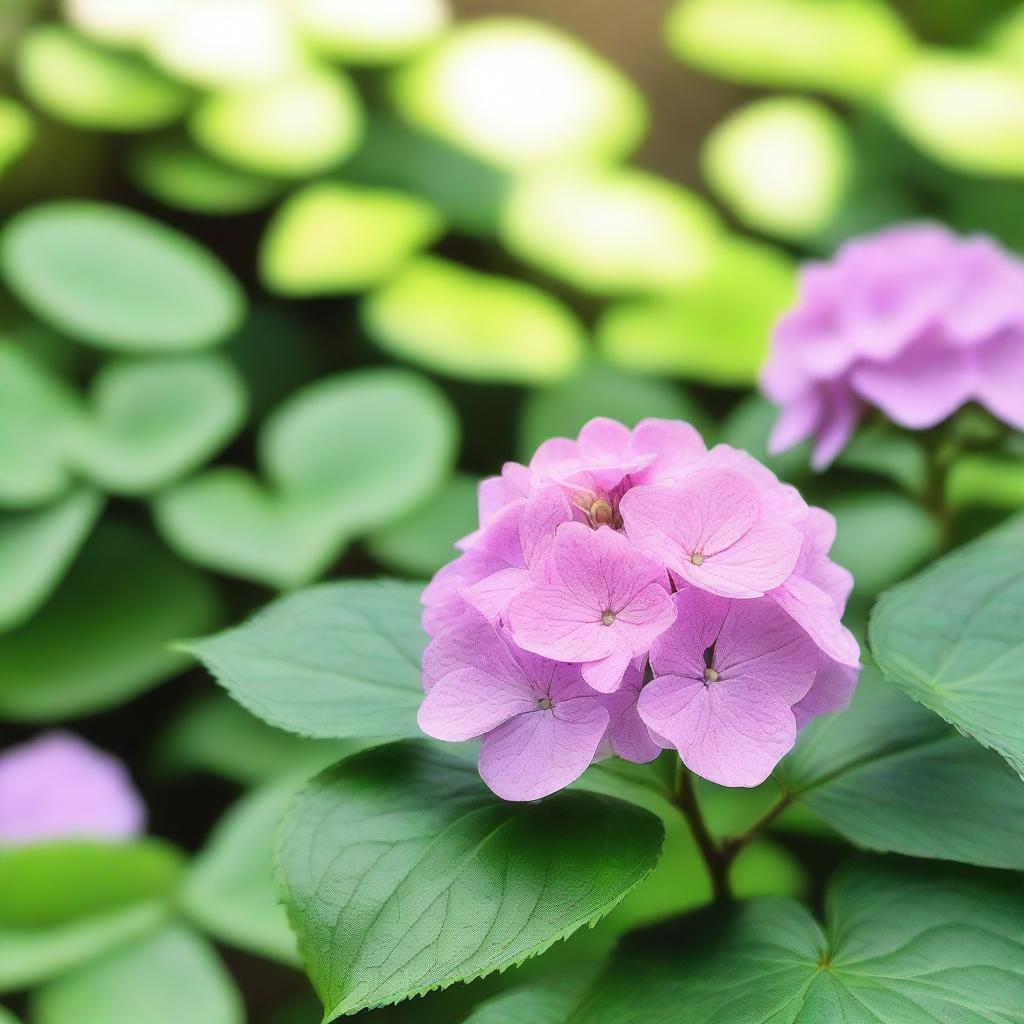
(2, 1), (1024, 1021)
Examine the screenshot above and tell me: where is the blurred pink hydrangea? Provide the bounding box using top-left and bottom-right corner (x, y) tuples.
(419, 417), (859, 798)
(763, 224), (1024, 468)
(0, 731), (145, 846)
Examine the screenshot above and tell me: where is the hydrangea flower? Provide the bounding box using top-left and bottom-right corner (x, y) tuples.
(420, 417), (860, 800)
(0, 732), (145, 846)
(762, 223), (1024, 468)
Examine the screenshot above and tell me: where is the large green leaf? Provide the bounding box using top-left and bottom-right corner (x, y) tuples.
(0, 489), (102, 632)
(462, 970), (600, 1024)
(185, 579), (425, 739)
(32, 924), (243, 1024)
(0, 520), (222, 721)
(276, 741), (664, 1020)
(182, 782), (300, 965)
(574, 857), (1024, 1023)
(869, 515), (1024, 778)
(776, 669), (1024, 868)
(0, 202), (245, 353)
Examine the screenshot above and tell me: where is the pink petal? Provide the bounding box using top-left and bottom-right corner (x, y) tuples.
(770, 577), (861, 667)
(418, 667), (538, 741)
(602, 669), (661, 763)
(582, 648), (632, 693)
(792, 654), (859, 728)
(810, 387), (860, 470)
(768, 391), (822, 455)
(975, 331), (1024, 430)
(630, 418), (706, 484)
(508, 584), (618, 662)
(578, 417), (633, 459)
(478, 698), (609, 801)
(650, 589), (729, 679)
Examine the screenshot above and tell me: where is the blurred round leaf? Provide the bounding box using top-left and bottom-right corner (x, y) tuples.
(365, 472), (479, 577)
(0, 520), (222, 721)
(32, 924), (243, 1024)
(63, 0), (174, 46)
(703, 97), (853, 240)
(947, 454), (1024, 511)
(16, 25), (189, 131)
(719, 395), (810, 483)
(597, 238), (795, 386)
(129, 138), (283, 216)
(835, 422), (928, 495)
(885, 53), (1024, 177)
(145, 0), (300, 89)
(260, 182), (443, 296)
(190, 66), (364, 178)
(0, 489), (102, 634)
(0, 202), (246, 353)
(0, 99), (34, 177)
(362, 256), (586, 384)
(666, 0), (913, 100)
(0, 344), (80, 508)
(73, 355), (247, 495)
(501, 166), (720, 295)
(390, 18), (647, 170)
(518, 363), (709, 461)
(293, 0), (449, 64)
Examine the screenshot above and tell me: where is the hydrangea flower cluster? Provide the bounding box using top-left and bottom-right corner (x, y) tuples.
(763, 223), (1024, 468)
(419, 418), (860, 799)
(0, 731), (145, 846)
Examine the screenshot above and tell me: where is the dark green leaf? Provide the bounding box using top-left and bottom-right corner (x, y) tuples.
(462, 970), (600, 1024)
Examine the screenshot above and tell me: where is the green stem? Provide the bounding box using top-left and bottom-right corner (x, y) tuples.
(673, 763), (731, 903)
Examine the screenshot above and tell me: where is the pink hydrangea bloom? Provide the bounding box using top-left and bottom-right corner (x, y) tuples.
(763, 224), (1024, 468)
(421, 417), (860, 799)
(0, 732), (145, 846)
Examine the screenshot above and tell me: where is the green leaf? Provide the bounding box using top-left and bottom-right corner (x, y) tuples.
(365, 473), (480, 577)
(129, 138), (284, 216)
(15, 26), (189, 131)
(462, 970), (600, 1024)
(74, 355), (246, 495)
(260, 182), (443, 296)
(156, 694), (360, 786)
(0, 520), (222, 721)
(0, 343), (80, 508)
(575, 856), (1024, 1023)
(500, 166), (720, 295)
(32, 924), (244, 1024)
(835, 421), (929, 494)
(777, 668), (1024, 869)
(947, 453), (1024, 511)
(0, 840), (184, 928)
(597, 238), (794, 386)
(0, 489), (102, 632)
(190, 66), (364, 178)
(0, 1005), (20, 1023)
(518, 363), (710, 462)
(186, 579), (425, 739)
(869, 514), (1024, 778)
(361, 256), (586, 384)
(1, 202), (245, 354)
(0, 97), (34, 176)
(719, 394), (809, 483)
(182, 782), (301, 965)
(276, 741), (664, 1020)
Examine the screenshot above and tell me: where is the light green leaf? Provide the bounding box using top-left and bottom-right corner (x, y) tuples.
(15, 25), (189, 131)
(869, 514), (1024, 778)
(190, 66), (364, 178)
(0, 97), (33, 176)
(947, 453), (1024, 511)
(702, 97), (853, 240)
(276, 741), (664, 1020)
(0, 489), (102, 632)
(129, 139), (284, 216)
(0, 520), (222, 721)
(260, 182), (443, 296)
(500, 166), (720, 294)
(574, 857), (1024, 1023)
(0, 202), (245, 353)
(362, 256), (586, 384)
(462, 970), (599, 1024)
(666, 0), (914, 100)
(365, 473), (479, 577)
(0, 343), (80, 508)
(74, 355), (246, 495)
(835, 421), (929, 494)
(777, 669), (1024, 869)
(597, 238), (794, 386)
(182, 782), (301, 965)
(390, 18), (646, 170)
(33, 924), (244, 1024)
(186, 579), (425, 739)
(518, 363), (709, 463)
(156, 694), (360, 786)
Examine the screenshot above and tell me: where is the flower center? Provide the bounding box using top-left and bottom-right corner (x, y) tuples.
(601, 609), (616, 626)
(703, 667), (720, 683)
(573, 493), (622, 530)
(536, 696), (553, 710)
(690, 551), (705, 566)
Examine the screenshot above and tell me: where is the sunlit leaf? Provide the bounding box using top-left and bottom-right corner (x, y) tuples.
(947, 452), (1024, 511)
(390, 18), (646, 170)
(260, 182), (443, 296)
(0, 98), (33, 176)
(0, 202), (245, 353)
(362, 256), (586, 383)
(16, 25), (189, 131)
(190, 66), (364, 178)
